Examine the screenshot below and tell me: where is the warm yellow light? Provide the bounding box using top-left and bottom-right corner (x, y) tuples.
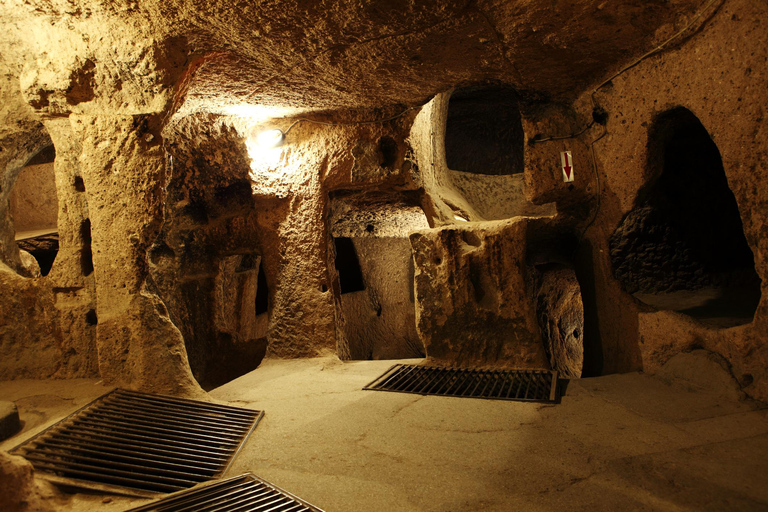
(454, 214), (468, 222)
(256, 129), (285, 148)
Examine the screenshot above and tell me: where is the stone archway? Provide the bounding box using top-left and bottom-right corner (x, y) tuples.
(610, 107), (761, 327)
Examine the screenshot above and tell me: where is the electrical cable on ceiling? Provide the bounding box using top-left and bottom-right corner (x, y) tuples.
(576, 0), (723, 238)
(522, 0), (723, 240)
(531, 0), (722, 146)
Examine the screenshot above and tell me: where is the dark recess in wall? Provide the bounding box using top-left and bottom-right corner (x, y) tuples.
(445, 85), (524, 175)
(610, 107), (761, 324)
(575, 241), (604, 377)
(80, 219), (93, 276)
(334, 237), (365, 294)
(26, 145), (55, 166)
(255, 262), (269, 315)
(17, 234), (58, 276)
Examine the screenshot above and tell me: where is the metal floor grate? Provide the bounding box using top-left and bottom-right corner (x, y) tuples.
(11, 389), (263, 497)
(126, 473), (324, 512)
(364, 364), (559, 402)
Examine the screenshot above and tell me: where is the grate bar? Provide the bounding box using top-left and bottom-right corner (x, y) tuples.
(63, 417), (238, 451)
(52, 425), (234, 459)
(117, 390), (259, 418)
(12, 389), (264, 496)
(104, 396), (257, 429)
(27, 446), (215, 480)
(36, 439), (221, 472)
(23, 458), (194, 491)
(43, 434), (223, 468)
(79, 409), (244, 444)
(28, 461), (188, 493)
(92, 402), (253, 434)
(194, 485), (273, 512)
(126, 473), (324, 512)
(140, 480), (261, 512)
(364, 364), (558, 402)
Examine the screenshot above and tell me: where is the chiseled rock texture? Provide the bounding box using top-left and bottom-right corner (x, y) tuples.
(564, 0), (768, 398)
(74, 114), (202, 397)
(535, 268), (584, 379)
(411, 218), (550, 369)
(0, 452), (58, 512)
(0, 264), (62, 379)
(0, 0), (767, 403)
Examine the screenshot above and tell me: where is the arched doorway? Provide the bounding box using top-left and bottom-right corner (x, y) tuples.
(610, 107), (761, 327)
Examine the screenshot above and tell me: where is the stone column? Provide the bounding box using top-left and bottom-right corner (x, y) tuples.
(44, 118), (99, 377)
(74, 113), (202, 397)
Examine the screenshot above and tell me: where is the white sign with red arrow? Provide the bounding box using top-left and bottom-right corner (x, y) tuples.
(561, 151), (574, 183)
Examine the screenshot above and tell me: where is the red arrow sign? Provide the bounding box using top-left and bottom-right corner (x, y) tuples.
(561, 151), (574, 182)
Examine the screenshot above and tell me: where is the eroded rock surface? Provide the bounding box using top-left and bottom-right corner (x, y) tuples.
(535, 268), (584, 379)
(411, 218), (550, 369)
(0, 452), (58, 512)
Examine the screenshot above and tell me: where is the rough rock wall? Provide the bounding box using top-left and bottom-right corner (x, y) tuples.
(74, 114), (201, 396)
(151, 117), (265, 388)
(0, 73), (50, 273)
(44, 118), (99, 379)
(9, 162), (57, 233)
(535, 267), (584, 379)
(329, 191), (427, 360)
(564, 0), (768, 398)
(0, 264), (62, 379)
(246, 117), (420, 359)
(0, 81), (99, 379)
(338, 237), (423, 360)
(450, 172), (556, 221)
(410, 218), (550, 369)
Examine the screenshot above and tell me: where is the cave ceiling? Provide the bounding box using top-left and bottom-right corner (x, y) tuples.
(1, 0), (701, 119)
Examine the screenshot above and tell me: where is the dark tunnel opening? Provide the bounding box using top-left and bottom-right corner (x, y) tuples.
(334, 237), (365, 294)
(610, 107), (761, 327)
(445, 85), (524, 175)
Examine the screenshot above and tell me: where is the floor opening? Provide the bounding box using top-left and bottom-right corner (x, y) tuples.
(364, 364), (559, 402)
(126, 473), (324, 512)
(610, 107), (761, 327)
(10, 389), (263, 497)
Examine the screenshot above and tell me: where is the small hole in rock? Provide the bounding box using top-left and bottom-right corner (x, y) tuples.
(74, 176), (85, 192)
(85, 309), (98, 325)
(80, 219), (93, 276)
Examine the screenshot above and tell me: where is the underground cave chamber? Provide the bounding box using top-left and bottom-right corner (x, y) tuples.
(610, 107), (761, 327)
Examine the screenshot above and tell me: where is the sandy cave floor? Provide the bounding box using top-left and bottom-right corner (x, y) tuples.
(2, 356), (768, 512)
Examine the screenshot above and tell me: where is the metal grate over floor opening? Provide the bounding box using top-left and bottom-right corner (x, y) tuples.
(11, 389), (263, 497)
(126, 473), (324, 512)
(364, 364), (559, 402)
